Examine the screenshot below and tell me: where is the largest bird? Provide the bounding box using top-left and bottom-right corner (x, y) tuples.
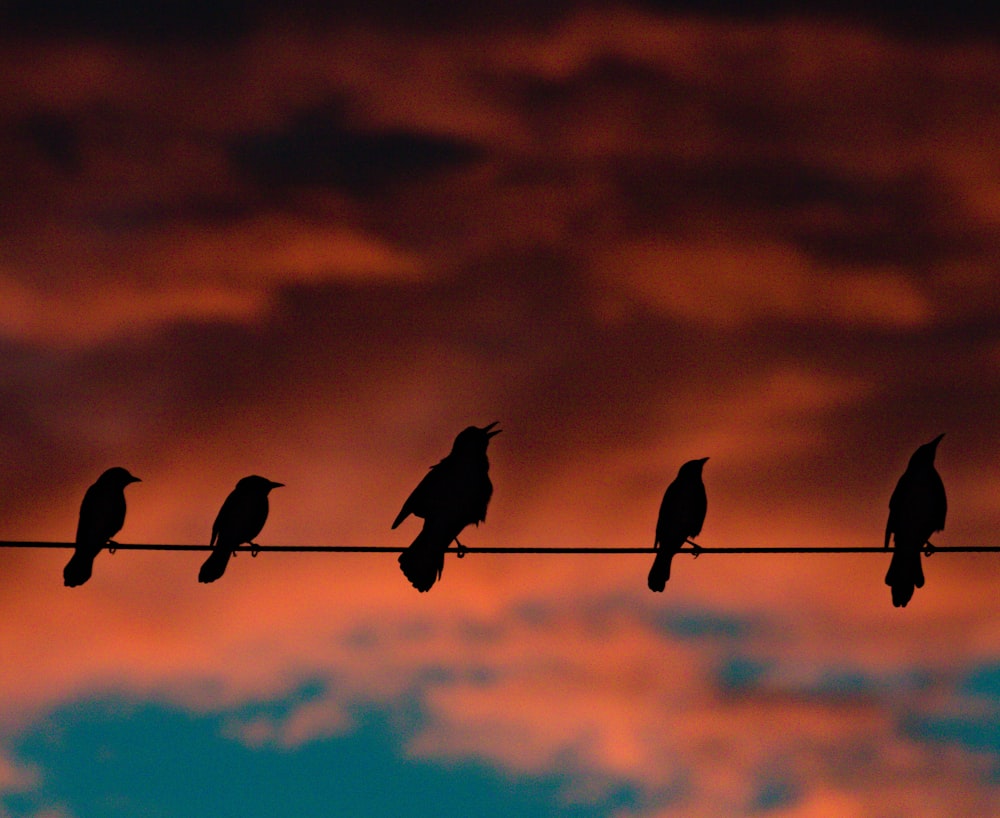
(64, 466), (141, 587)
(648, 457), (708, 592)
(884, 434), (947, 608)
(199, 475), (284, 583)
(393, 422), (500, 592)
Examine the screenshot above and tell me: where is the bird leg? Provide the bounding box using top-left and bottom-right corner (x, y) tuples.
(454, 538), (468, 559)
(924, 540), (936, 557)
(250, 541), (260, 558)
(107, 539), (118, 555)
(686, 538), (703, 559)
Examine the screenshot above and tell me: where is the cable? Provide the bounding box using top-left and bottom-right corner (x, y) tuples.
(0, 541), (997, 553)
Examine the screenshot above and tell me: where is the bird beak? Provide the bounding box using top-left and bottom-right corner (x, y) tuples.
(930, 433), (945, 448)
(129, 476), (142, 484)
(699, 457), (710, 464)
(482, 421), (502, 438)
(269, 481), (285, 489)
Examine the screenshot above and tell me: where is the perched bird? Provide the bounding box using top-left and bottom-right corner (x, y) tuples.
(884, 435), (947, 608)
(64, 467), (141, 587)
(199, 475), (283, 583)
(648, 457), (708, 592)
(394, 422), (500, 592)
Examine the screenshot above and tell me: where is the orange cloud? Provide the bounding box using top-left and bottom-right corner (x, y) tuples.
(1, 7), (999, 815)
(0, 218), (423, 347)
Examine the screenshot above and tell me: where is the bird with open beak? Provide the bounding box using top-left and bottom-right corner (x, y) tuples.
(393, 422), (501, 592)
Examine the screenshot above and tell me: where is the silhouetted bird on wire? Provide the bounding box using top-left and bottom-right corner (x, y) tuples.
(64, 467), (141, 587)
(199, 476), (283, 583)
(884, 435), (947, 608)
(393, 422), (500, 592)
(648, 457), (708, 592)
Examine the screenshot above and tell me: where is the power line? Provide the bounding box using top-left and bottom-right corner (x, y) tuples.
(0, 541), (997, 554)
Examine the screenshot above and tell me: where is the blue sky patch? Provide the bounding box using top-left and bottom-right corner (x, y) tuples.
(4, 697), (636, 818)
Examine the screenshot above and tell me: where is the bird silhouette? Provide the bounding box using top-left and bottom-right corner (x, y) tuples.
(393, 422), (500, 592)
(199, 475), (283, 583)
(884, 435), (947, 608)
(64, 467), (141, 587)
(648, 457), (708, 592)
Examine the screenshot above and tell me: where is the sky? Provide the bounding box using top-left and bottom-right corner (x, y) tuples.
(1, 1), (999, 816)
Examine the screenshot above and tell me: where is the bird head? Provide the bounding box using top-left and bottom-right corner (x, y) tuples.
(451, 421), (502, 455)
(236, 475), (285, 494)
(99, 467), (141, 487)
(909, 434), (944, 468)
(678, 457), (709, 477)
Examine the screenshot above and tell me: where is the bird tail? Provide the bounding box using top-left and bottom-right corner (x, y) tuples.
(647, 549), (673, 592)
(199, 547), (233, 583)
(64, 548), (97, 587)
(885, 544), (923, 608)
(398, 524), (448, 592)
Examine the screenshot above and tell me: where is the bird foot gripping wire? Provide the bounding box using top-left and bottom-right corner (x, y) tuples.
(687, 539), (703, 559)
(250, 541), (261, 558)
(924, 540), (937, 557)
(108, 540), (118, 555)
(454, 539), (468, 559)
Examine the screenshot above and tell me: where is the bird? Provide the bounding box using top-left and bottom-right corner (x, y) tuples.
(884, 435), (947, 608)
(648, 457), (708, 592)
(199, 475), (284, 583)
(64, 467), (141, 587)
(393, 422), (500, 592)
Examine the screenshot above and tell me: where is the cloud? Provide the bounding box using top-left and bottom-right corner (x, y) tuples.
(0, 7), (999, 817)
(0, 218), (423, 346)
(230, 103), (484, 196)
(593, 239), (933, 329)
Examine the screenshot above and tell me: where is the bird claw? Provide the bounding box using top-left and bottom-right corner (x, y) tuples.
(455, 540), (468, 559)
(250, 541), (260, 558)
(108, 540), (118, 555)
(689, 541), (703, 559)
(924, 541), (936, 557)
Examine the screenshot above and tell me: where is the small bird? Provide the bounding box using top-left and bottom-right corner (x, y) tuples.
(64, 467), (141, 587)
(394, 422), (500, 592)
(884, 435), (947, 608)
(648, 457), (708, 592)
(199, 476), (283, 583)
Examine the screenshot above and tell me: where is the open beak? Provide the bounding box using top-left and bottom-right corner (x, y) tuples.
(482, 421), (502, 438)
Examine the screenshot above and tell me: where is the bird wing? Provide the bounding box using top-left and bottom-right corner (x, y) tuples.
(886, 466), (946, 546)
(655, 478), (688, 547)
(76, 482), (124, 545)
(392, 461), (447, 528)
(212, 488), (249, 547)
(75, 483), (102, 544)
(885, 471), (910, 547)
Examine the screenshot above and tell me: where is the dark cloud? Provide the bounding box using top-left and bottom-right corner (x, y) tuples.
(4, 0), (1000, 42)
(0, 0), (576, 42)
(0, 0), (262, 41)
(16, 112), (82, 175)
(615, 159), (977, 267)
(633, 0), (1000, 41)
(230, 104), (485, 197)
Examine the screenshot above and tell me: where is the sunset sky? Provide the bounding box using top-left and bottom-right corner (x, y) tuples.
(1, 1), (999, 816)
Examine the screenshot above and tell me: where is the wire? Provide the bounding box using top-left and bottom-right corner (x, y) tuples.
(0, 541), (997, 553)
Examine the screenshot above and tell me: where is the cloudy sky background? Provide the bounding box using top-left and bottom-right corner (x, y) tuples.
(1, 2), (999, 816)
